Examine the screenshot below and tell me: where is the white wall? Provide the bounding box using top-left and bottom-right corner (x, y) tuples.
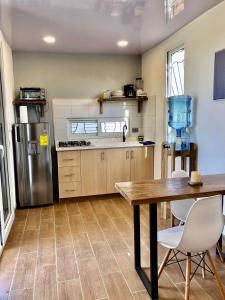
(142, 1), (225, 178)
(0, 31), (16, 239)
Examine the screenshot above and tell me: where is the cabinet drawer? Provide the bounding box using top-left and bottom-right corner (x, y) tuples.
(59, 182), (82, 198)
(58, 166), (81, 182)
(58, 151), (80, 167)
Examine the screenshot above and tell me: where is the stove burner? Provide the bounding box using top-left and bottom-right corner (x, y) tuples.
(58, 140), (91, 147)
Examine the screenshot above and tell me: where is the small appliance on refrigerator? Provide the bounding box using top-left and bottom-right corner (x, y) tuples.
(13, 122), (53, 207)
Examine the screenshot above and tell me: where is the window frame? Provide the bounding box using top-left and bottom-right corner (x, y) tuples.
(67, 117), (129, 140)
(166, 45), (185, 98)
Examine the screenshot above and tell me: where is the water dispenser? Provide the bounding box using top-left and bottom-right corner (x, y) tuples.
(168, 95), (193, 151)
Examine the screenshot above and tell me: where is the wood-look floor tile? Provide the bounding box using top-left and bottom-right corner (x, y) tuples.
(78, 201), (96, 223)
(38, 238), (56, 267)
(66, 201), (80, 216)
(88, 229), (105, 243)
(78, 257), (107, 300)
(69, 214), (85, 235)
(73, 233), (94, 259)
(96, 214), (115, 231)
(55, 225), (73, 248)
(9, 288), (33, 300)
(34, 265), (58, 300)
(133, 291), (150, 300)
(0, 270), (13, 300)
(7, 226), (24, 242)
(92, 241), (111, 258)
(91, 200), (108, 216)
(115, 252), (144, 293)
(58, 279), (83, 300)
(57, 246), (78, 281)
(104, 200), (122, 218)
(20, 230), (39, 254)
(39, 218), (55, 238)
(84, 221), (100, 233)
(54, 203), (67, 212)
(176, 280), (215, 300)
(104, 229), (128, 254)
(103, 272), (133, 300)
(0, 241), (20, 272)
(41, 205), (54, 219)
(14, 214), (27, 227)
(112, 218), (132, 237)
(25, 215), (40, 231)
(55, 210), (69, 227)
(12, 253), (37, 290)
(97, 253), (119, 274)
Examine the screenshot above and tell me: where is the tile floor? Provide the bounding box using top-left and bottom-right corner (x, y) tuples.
(0, 196), (224, 300)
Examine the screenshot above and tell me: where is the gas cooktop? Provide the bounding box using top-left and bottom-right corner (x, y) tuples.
(58, 140), (91, 147)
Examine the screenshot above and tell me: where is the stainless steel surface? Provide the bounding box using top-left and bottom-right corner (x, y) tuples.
(13, 123), (53, 207)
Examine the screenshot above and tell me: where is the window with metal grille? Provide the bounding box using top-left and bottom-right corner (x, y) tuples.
(70, 120), (98, 136)
(100, 121), (126, 133)
(166, 0), (184, 21)
(167, 46), (185, 97)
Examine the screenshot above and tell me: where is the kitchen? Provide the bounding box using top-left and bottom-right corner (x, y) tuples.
(0, 1), (225, 300)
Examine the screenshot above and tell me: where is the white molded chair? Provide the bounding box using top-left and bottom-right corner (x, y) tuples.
(170, 170), (195, 224)
(158, 195), (225, 300)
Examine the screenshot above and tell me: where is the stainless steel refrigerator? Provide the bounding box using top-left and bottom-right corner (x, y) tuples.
(13, 123), (53, 207)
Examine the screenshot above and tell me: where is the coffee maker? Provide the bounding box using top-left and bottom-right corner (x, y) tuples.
(124, 84), (135, 97)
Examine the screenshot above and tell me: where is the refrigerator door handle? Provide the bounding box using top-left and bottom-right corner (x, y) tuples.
(0, 145), (4, 159)
(15, 126), (21, 142)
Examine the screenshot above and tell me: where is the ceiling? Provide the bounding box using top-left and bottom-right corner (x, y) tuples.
(0, 0), (223, 54)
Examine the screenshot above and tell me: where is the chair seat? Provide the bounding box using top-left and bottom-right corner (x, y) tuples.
(158, 226), (184, 249)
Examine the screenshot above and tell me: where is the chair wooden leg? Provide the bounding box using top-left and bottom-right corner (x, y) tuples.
(185, 254), (191, 300)
(158, 249), (172, 279)
(201, 253), (206, 279)
(216, 243), (224, 263)
(207, 250), (225, 299)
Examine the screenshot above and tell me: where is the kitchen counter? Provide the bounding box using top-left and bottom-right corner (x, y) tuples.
(56, 141), (155, 152)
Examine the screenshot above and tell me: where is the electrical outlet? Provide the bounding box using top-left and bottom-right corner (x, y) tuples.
(132, 128), (139, 133)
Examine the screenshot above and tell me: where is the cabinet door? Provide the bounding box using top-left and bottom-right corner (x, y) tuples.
(107, 148), (131, 193)
(81, 150), (107, 196)
(130, 147), (154, 181)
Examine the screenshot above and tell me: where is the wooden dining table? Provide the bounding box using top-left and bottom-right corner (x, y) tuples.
(115, 174), (225, 300)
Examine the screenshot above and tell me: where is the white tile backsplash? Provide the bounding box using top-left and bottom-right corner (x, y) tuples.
(53, 98), (156, 141)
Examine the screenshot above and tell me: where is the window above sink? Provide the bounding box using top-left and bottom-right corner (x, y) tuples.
(68, 118), (129, 139)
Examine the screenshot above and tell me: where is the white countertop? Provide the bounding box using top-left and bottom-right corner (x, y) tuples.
(56, 141), (155, 152)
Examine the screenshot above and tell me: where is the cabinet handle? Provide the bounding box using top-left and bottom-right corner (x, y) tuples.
(101, 152), (105, 161)
(65, 189), (75, 192)
(63, 158), (74, 161)
(64, 174), (74, 177)
(126, 151), (130, 160)
(131, 150), (134, 159)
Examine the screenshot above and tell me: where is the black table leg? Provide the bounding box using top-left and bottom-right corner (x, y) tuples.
(133, 204), (159, 299)
(150, 203), (159, 299)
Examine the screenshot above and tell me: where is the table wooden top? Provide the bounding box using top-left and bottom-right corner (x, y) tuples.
(115, 174), (225, 205)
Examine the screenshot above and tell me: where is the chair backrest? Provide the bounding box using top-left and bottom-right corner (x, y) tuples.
(177, 195), (224, 253)
(171, 170), (195, 222)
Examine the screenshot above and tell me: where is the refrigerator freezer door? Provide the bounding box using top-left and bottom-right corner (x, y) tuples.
(14, 123), (53, 207)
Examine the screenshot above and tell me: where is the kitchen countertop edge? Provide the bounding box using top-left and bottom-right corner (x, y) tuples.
(55, 143), (155, 152)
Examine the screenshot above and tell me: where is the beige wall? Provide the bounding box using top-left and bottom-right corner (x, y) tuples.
(13, 52), (141, 191)
(13, 52), (141, 127)
(142, 1), (225, 178)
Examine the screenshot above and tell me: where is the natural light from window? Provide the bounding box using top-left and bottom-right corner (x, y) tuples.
(167, 47), (185, 97)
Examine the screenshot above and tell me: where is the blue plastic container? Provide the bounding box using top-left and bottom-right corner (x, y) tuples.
(168, 95), (192, 151)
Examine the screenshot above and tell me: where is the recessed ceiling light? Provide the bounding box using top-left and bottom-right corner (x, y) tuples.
(43, 36), (56, 44)
(117, 40), (128, 47)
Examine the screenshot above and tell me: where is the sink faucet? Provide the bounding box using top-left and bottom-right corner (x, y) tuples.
(122, 124), (128, 142)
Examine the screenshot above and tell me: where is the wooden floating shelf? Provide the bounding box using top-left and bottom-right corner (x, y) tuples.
(98, 96), (148, 114)
(13, 99), (47, 106)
